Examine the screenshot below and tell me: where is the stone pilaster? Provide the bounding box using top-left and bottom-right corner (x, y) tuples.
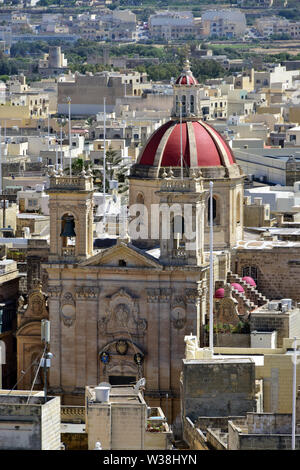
(146, 288), (160, 390)
(48, 285), (62, 388)
(159, 288), (172, 391)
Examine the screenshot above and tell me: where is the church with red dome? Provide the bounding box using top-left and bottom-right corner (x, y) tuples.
(27, 59), (254, 428)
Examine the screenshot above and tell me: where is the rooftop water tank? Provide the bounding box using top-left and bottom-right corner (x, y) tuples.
(94, 386), (110, 403)
(281, 298), (292, 310)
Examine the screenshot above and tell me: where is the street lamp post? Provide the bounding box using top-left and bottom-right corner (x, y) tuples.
(292, 336), (297, 450)
(66, 97), (72, 177)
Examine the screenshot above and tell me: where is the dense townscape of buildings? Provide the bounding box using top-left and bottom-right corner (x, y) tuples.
(2, 0), (300, 453)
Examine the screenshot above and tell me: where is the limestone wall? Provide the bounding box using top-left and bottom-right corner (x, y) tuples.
(232, 247), (300, 302)
(182, 360), (256, 422)
(183, 417), (208, 450)
(41, 396), (61, 450)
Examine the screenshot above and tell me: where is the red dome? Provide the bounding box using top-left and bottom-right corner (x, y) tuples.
(231, 283), (245, 293)
(214, 288), (225, 299)
(175, 74), (198, 86)
(175, 59), (198, 86)
(242, 276), (256, 287)
(138, 120), (236, 168)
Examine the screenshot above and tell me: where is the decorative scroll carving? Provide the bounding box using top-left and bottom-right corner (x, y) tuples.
(75, 286), (99, 299)
(159, 288), (172, 302)
(48, 286), (62, 298)
(185, 288), (202, 303)
(146, 288), (160, 303)
(146, 288), (173, 303)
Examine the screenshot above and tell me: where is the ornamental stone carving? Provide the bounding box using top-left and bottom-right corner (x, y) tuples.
(75, 286), (99, 299)
(98, 288), (147, 337)
(24, 280), (48, 319)
(60, 291), (76, 327)
(171, 307), (186, 330)
(48, 286), (62, 298)
(146, 288), (173, 303)
(17, 279), (48, 329)
(172, 295), (186, 307)
(146, 288), (160, 303)
(185, 287), (202, 303)
(159, 288), (172, 302)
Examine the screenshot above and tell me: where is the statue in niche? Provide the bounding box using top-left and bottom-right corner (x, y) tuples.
(98, 289), (147, 337)
(115, 304), (130, 328)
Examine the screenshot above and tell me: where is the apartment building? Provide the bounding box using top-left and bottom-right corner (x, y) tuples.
(57, 71), (148, 116)
(148, 11), (202, 40)
(256, 16), (300, 38)
(202, 9), (247, 38)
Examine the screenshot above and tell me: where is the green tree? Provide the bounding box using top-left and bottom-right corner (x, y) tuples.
(65, 158), (90, 176)
(99, 146), (128, 194)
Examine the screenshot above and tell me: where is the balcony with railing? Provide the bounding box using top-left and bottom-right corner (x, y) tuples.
(48, 173), (93, 192)
(61, 246), (76, 258)
(61, 406), (85, 424)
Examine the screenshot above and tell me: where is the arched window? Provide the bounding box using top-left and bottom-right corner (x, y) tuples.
(242, 266), (258, 285)
(172, 215), (185, 248)
(236, 193), (241, 224)
(175, 95), (179, 114)
(190, 95), (195, 114)
(60, 213), (76, 248)
(181, 95), (186, 116)
(208, 196), (217, 224)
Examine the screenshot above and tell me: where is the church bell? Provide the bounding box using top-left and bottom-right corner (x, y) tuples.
(60, 216), (76, 238)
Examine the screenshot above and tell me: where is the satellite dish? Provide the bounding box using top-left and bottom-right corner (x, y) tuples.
(134, 377), (146, 392)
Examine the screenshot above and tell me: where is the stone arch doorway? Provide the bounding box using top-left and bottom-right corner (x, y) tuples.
(99, 339), (145, 386)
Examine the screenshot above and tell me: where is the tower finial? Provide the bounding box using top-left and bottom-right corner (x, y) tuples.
(183, 58), (191, 73)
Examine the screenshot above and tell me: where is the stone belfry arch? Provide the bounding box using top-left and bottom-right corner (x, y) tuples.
(47, 167), (94, 261)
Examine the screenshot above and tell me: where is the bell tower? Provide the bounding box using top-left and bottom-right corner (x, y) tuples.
(47, 167), (94, 261)
(157, 169), (208, 266)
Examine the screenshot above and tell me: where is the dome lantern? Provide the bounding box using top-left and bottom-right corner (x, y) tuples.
(172, 59), (201, 119)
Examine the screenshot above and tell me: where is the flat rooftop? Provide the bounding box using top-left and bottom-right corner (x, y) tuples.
(183, 357), (255, 365)
(235, 239), (300, 250)
(87, 385), (144, 405)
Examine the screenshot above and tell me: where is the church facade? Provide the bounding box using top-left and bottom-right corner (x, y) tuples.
(44, 170), (209, 422)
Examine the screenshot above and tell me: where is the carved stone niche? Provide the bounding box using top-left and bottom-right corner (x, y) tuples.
(18, 279), (48, 327)
(60, 291), (76, 327)
(98, 288), (147, 337)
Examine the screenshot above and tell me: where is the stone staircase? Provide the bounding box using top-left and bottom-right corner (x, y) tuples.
(231, 289), (256, 315)
(227, 271), (269, 308)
